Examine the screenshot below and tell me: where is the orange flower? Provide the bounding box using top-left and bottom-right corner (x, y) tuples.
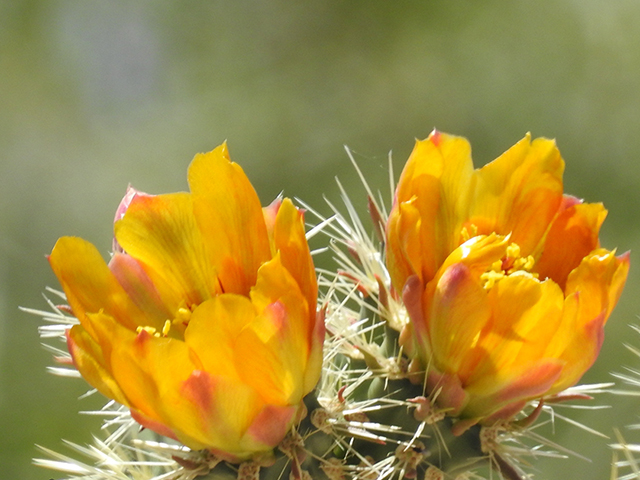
(386, 131), (629, 427)
(49, 144), (324, 461)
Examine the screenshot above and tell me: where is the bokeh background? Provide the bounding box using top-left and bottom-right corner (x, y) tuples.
(2, 1), (640, 478)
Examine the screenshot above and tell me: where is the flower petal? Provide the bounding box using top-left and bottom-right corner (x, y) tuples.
(464, 358), (563, 420)
(188, 144), (271, 296)
(389, 131), (474, 286)
(564, 248), (630, 327)
(271, 198), (317, 326)
(245, 256), (312, 404)
(463, 275), (565, 385)
(184, 295), (253, 383)
(66, 325), (129, 406)
(428, 263), (491, 377)
(469, 134), (564, 255)
(536, 199), (607, 289)
(112, 186), (151, 253)
(545, 248), (630, 391)
(386, 200), (422, 294)
(179, 370), (265, 458)
(109, 328), (221, 451)
(108, 253), (173, 322)
(49, 237), (158, 334)
(114, 192), (219, 309)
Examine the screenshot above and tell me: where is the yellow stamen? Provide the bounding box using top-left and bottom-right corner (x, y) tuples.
(136, 325), (157, 336)
(136, 325), (163, 338)
(461, 224), (479, 243)
(470, 330), (482, 349)
(506, 242), (520, 259)
(481, 242), (538, 290)
(174, 306), (192, 325)
(162, 319), (172, 337)
(480, 270), (505, 290)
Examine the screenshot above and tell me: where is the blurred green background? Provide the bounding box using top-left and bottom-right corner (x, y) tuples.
(2, 1), (640, 478)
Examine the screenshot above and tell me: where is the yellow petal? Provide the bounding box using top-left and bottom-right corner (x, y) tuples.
(108, 253), (173, 322)
(564, 248), (630, 327)
(186, 295), (302, 455)
(188, 144), (271, 296)
(545, 248), (630, 392)
(464, 358), (563, 419)
(418, 234), (508, 372)
(536, 198), (607, 289)
(114, 192), (219, 309)
(385, 200), (421, 294)
(109, 328), (215, 450)
(428, 263), (491, 377)
(271, 198), (317, 326)
(246, 256), (312, 403)
(235, 301), (306, 405)
(469, 134), (564, 255)
(66, 324), (129, 406)
(184, 295), (253, 383)
(177, 370), (264, 457)
(389, 131), (474, 287)
(464, 275), (564, 385)
(49, 237), (160, 335)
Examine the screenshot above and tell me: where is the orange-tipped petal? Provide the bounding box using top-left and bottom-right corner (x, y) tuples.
(463, 276), (564, 383)
(263, 197), (283, 257)
(428, 263), (491, 376)
(188, 144), (271, 296)
(386, 201), (421, 294)
(184, 295), (253, 382)
(469, 134), (564, 255)
(544, 249), (630, 392)
(242, 403), (299, 452)
(178, 370), (265, 457)
(388, 131), (474, 288)
(112, 186), (151, 253)
(235, 300), (305, 406)
(271, 198), (318, 326)
(536, 199), (607, 289)
(66, 325), (129, 406)
(244, 256), (311, 404)
(565, 249), (630, 327)
(464, 358), (563, 420)
(108, 253), (173, 322)
(114, 192), (219, 309)
(49, 237), (158, 335)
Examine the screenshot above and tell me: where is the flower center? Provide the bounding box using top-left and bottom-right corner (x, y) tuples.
(136, 320), (172, 338)
(135, 303), (194, 338)
(479, 242), (538, 290)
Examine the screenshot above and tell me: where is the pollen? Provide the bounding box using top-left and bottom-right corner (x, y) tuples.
(136, 320), (173, 338)
(506, 242), (520, 259)
(481, 241), (538, 290)
(480, 270), (505, 290)
(136, 325), (161, 338)
(162, 319), (172, 336)
(176, 306), (191, 322)
(460, 224), (478, 243)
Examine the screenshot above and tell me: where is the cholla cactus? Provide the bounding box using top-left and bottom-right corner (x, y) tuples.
(32, 132), (629, 480)
(609, 326), (640, 479)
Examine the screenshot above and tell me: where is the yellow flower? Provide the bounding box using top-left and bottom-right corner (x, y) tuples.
(49, 144), (324, 461)
(386, 131), (629, 427)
